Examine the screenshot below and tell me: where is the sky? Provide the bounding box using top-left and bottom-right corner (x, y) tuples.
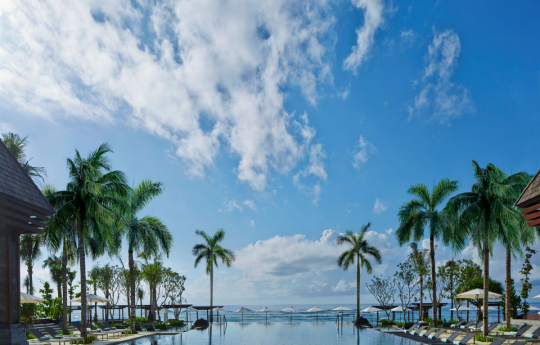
(1, 0), (539, 306)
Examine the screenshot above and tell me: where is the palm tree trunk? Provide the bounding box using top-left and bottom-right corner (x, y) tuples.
(28, 261), (33, 295)
(505, 246), (511, 328)
(79, 235), (87, 339)
(62, 244), (68, 333)
(483, 233), (489, 338)
(129, 251), (136, 332)
(419, 277), (423, 321)
(357, 259), (361, 321)
(450, 274), (454, 321)
(210, 264), (214, 322)
(430, 235), (437, 325)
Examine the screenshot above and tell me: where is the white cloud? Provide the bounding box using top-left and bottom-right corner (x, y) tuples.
(332, 279), (355, 292)
(385, 228), (393, 235)
(352, 135), (376, 169)
(400, 29), (416, 50)
(0, 122), (14, 133)
(0, 0), (336, 191)
(344, 0), (384, 73)
(249, 219), (255, 227)
(408, 28), (475, 124)
(219, 199), (243, 212)
(373, 197), (387, 214)
(243, 199), (257, 211)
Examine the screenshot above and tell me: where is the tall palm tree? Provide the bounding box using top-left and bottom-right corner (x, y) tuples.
(137, 287), (145, 318)
(20, 234), (45, 294)
(47, 144), (129, 338)
(395, 178), (458, 324)
(192, 229), (236, 322)
(444, 161), (530, 337)
(42, 255), (63, 299)
(1, 132), (46, 183)
(336, 222), (382, 325)
(409, 242), (429, 320)
(120, 180), (172, 332)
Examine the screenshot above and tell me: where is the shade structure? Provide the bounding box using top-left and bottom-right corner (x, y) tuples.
(361, 306), (381, 313)
(519, 306), (540, 311)
(281, 307), (300, 322)
(332, 306), (352, 312)
(71, 294), (110, 303)
(534, 294), (540, 300)
(233, 307), (253, 322)
(450, 306), (477, 311)
(307, 307), (326, 322)
(390, 306), (407, 312)
(456, 289), (502, 299)
(258, 307), (275, 322)
(20, 293), (44, 304)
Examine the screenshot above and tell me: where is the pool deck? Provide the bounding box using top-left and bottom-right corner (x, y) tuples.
(92, 331), (184, 345)
(384, 328), (540, 345)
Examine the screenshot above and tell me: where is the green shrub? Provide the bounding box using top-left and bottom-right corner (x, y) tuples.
(169, 319), (184, 326)
(71, 335), (96, 344)
(126, 317), (151, 324)
(380, 319), (394, 325)
(498, 326), (518, 332)
(475, 334), (493, 342)
(57, 330), (73, 335)
(394, 321), (404, 327)
(449, 319), (459, 324)
(112, 323), (123, 327)
(154, 322), (168, 330)
(26, 333), (36, 340)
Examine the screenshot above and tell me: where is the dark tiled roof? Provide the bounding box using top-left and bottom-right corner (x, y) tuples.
(0, 140), (54, 214)
(515, 170), (540, 208)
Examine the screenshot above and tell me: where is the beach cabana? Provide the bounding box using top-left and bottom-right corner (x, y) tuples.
(281, 307), (300, 322)
(233, 307), (253, 322)
(257, 307), (275, 322)
(307, 307), (326, 322)
(0, 140), (55, 343)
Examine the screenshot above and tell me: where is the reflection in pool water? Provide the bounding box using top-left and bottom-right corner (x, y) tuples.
(118, 322), (421, 345)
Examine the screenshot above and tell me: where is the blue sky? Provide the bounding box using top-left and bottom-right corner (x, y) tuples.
(1, 0), (539, 305)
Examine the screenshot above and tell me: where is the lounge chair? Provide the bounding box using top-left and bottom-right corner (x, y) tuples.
(428, 329), (446, 339)
(488, 339), (505, 345)
(512, 342), (527, 345)
(441, 332), (461, 343)
(72, 322), (109, 340)
(470, 321), (483, 330)
(451, 320), (467, 328)
(523, 327), (540, 339)
(96, 323), (124, 338)
(28, 328), (76, 345)
(410, 326), (426, 335)
(420, 327), (436, 337)
(403, 323), (419, 333)
(460, 321), (475, 329)
(43, 327), (83, 342)
(508, 324), (532, 337)
(452, 333), (475, 345)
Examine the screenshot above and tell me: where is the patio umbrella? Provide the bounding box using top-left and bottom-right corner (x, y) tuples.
(361, 307), (381, 324)
(257, 307), (275, 322)
(457, 289), (501, 322)
(534, 294), (540, 300)
(281, 307), (300, 322)
(185, 307), (197, 322)
(20, 292), (44, 304)
(71, 294), (109, 322)
(450, 306), (476, 320)
(233, 307), (253, 322)
(307, 307), (326, 322)
(391, 306), (407, 322)
(332, 306), (352, 323)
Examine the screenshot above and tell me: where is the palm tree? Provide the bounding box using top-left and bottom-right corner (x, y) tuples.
(47, 144), (130, 338)
(20, 234), (45, 294)
(444, 161), (530, 337)
(120, 180), (172, 332)
(336, 222), (382, 325)
(42, 255), (63, 299)
(395, 178), (458, 324)
(1, 132), (46, 183)
(409, 242), (429, 320)
(137, 287), (145, 318)
(192, 229), (236, 322)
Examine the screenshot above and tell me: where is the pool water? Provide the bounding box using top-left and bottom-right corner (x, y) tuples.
(119, 322), (421, 345)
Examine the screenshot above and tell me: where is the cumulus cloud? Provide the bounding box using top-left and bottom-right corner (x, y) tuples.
(332, 279), (355, 292)
(344, 0), (384, 73)
(0, 0), (337, 191)
(248, 219), (255, 227)
(219, 199), (243, 212)
(352, 135), (376, 169)
(408, 29), (475, 124)
(373, 198), (387, 214)
(400, 29), (416, 50)
(243, 199), (257, 211)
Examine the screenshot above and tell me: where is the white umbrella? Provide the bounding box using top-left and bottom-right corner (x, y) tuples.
(307, 307), (326, 322)
(20, 292), (44, 304)
(70, 294), (110, 303)
(391, 306), (407, 322)
(534, 294), (540, 300)
(518, 306), (540, 311)
(361, 306), (381, 324)
(332, 306), (353, 312)
(451, 306), (477, 320)
(257, 307), (275, 322)
(456, 289), (502, 299)
(233, 307), (253, 322)
(281, 307), (300, 322)
(479, 306), (498, 311)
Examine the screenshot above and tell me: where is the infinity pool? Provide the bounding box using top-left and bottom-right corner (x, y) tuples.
(119, 322), (421, 345)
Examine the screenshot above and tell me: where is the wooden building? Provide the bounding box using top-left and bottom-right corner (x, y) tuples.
(515, 169), (540, 227)
(0, 140), (55, 344)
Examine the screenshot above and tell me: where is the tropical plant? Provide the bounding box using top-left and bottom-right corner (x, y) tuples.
(444, 161), (530, 337)
(42, 255), (63, 299)
(394, 259), (419, 322)
(1, 132), (46, 183)
(366, 276), (395, 319)
(20, 234), (45, 294)
(140, 256), (164, 321)
(192, 229), (236, 322)
(519, 247), (537, 316)
(46, 144), (130, 338)
(500, 278), (521, 320)
(336, 222), (382, 325)
(119, 179), (172, 332)
(396, 178), (459, 324)
(408, 242), (429, 320)
(137, 287), (145, 318)
(439, 259), (459, 320)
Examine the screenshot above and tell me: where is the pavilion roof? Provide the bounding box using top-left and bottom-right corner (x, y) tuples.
(515, 169), (540, 208)
(0, 140), (54, 233)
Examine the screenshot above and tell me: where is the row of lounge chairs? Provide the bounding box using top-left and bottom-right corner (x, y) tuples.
(402, 322), (539, 345)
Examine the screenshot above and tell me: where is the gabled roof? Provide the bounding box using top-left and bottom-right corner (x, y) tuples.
(515, 169), (540, 208)
(0, 140), (54, 232)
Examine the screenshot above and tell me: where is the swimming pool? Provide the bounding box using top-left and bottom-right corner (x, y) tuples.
(119, 322), (422, 344)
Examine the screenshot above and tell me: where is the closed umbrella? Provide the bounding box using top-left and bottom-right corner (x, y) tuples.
(307, 307), (326, 322)
(281, 307), (300, 322)
(361, 307), (381, 325)
(20, 293), (44, 304)
(233, 307), (253, 322)
(257, 307), (275, 322)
